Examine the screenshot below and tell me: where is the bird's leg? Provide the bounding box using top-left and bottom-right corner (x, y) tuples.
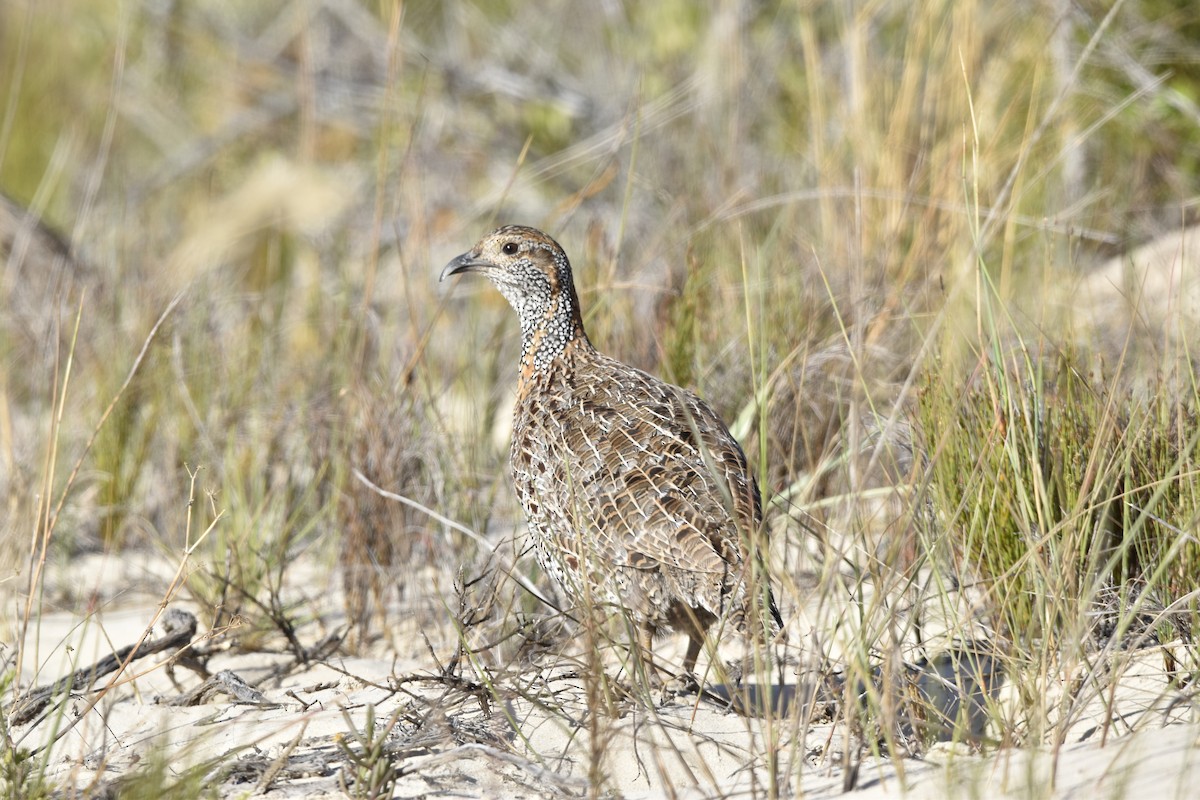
(674, 635), (702, 693)
(636, 625), (701, 698)
(682, 635), (702, 676)
(637, 623), (661, 686)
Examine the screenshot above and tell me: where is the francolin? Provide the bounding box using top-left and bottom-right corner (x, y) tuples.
(441, 225), (783, 681)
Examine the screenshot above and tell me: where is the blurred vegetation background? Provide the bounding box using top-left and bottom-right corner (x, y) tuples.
(2, 0), (1200, 737)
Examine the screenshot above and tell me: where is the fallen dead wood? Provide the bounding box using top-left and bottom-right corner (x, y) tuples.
(165, 669), (277, 708)
(7, 608), (198, 726)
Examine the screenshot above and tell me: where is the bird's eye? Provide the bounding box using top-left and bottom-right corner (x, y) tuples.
(502, 242), (519, 255)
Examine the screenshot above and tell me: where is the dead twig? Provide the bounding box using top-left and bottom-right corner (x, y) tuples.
(165, 669), (277, 708)
(399, 742), (588, 795)
(8, 608), (197, 726)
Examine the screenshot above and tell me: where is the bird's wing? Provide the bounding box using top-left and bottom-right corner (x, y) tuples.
(519, 356), (762, 616)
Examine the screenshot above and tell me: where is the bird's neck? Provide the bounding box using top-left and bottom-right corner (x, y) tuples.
(517, 293), (591, 386)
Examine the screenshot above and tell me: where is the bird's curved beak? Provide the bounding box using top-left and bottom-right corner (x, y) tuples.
(439, 251), (493, 282)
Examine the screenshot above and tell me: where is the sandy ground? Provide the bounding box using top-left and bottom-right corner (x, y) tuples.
(6, 550), (1200, 799)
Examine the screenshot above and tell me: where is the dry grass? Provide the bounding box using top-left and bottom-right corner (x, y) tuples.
(3, 0), (1200, 797)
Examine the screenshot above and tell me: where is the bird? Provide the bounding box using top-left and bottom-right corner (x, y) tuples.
(441, 225), (784, 682)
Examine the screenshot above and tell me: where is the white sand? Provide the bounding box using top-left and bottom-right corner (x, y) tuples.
(6, 551), (1200, 799)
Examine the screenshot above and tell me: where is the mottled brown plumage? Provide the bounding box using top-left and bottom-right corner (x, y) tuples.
(441, 225), (783, 677)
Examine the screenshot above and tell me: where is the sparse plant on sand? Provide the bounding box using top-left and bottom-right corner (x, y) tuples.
(2, 0), (1200, 797)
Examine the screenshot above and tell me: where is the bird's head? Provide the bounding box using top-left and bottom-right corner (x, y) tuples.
(440, 225), (585, 346)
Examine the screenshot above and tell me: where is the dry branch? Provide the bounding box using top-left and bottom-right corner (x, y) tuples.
(8, 608), (198, 726)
